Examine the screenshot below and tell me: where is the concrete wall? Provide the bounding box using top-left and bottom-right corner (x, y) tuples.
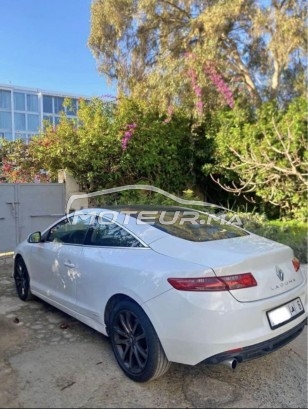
(58, 170), (88, 212)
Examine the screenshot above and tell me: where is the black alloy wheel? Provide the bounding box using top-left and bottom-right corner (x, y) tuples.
(109, 300), (170, 382)
(14, 258), (33, 301)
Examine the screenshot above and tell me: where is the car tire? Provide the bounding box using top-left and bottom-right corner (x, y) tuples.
(14, 257), (33, 301)
(109, 299), (171, 382)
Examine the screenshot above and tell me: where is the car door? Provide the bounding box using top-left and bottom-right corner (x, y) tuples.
(29, 215), (90, 310)
(74, 217), (145, 321)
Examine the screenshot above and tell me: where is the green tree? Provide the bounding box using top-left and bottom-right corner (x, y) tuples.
(31, 96), (200, 194)
(203, 97), (308, 219)
(32, 98), (120, 190)
(89, 0), (306, 112)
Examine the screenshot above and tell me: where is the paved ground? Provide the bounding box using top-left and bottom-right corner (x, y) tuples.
(0, 257), (307, 408)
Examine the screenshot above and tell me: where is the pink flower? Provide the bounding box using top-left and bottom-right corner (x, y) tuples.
(121, 137), (129, 150)
(193, 85), (202, 98)
(204, 63), (234, 108)
(187, 68), (204, 115)
(164, 105), (174, 123)
(121, 123), (137, 151)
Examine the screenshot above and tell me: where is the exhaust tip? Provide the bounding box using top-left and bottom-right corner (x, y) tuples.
(231, 359), (238, 370)
(221, 358), (238, 370)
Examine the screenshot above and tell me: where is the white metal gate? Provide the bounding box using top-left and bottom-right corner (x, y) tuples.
(0, 183), (65, 253)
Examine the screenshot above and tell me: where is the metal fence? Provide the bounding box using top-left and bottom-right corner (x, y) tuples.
(0, 183), (65, 253)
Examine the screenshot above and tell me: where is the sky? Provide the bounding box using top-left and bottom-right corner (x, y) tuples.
(0, 0), (116, 98)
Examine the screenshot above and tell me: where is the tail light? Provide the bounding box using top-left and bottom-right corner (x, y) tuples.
(292, 257), (300, 272)
(167, 273), (257, 291)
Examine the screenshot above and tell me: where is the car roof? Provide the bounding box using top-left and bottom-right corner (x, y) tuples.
(100, 204), (198, 212)
(67, 205), (230, 245)
(69, 207), (171, 245)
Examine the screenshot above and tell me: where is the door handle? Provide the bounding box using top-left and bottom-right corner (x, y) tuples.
(6, 201), (19, 215)
(64, 262), (75, 268)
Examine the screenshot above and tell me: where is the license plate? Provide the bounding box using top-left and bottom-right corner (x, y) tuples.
(267, 298), (305, 329)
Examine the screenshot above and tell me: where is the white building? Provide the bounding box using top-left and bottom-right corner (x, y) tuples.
(0, 83), (90, 142)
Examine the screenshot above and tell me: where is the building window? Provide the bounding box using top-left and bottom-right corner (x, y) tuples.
(0, 86), (83, 141)
(0, 90), (11, 110)
(66, 98), (77, 115)
(27, 94), (39, 112)
(14, 113), (26, 131)
(54, 97), (64, 114)
(43, 95), (53, 113)
(0, 131), (12, 140)
(43, 115), (53, 127)
(27, 114), (39, 132)
(0, 111), (12, 129)
(14, 92), (26, 111)
(15, 132), (27, 142)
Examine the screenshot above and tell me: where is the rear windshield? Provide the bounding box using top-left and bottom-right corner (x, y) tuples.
(130, 209), (249, 242)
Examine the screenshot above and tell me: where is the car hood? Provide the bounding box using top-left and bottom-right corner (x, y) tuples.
(150, 233), (305, 302)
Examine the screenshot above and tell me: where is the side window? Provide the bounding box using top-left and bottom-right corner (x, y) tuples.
(46, 216), (90, 245)
(87, 219), (143, 248)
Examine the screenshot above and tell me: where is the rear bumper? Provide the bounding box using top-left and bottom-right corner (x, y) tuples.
(204, 318), (307, 365)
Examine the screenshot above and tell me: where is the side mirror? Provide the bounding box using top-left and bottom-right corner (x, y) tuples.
(28, 231), (42, 243)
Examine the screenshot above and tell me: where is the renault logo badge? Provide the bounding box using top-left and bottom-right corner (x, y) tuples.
(276, 266), (284, 282)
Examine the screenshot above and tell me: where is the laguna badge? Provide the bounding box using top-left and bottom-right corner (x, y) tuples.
(276, 266), (284, 282)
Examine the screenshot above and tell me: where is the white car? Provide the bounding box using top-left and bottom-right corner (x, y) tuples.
(13, 206), (307, 382)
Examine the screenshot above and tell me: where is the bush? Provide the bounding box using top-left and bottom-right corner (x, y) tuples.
(204, 98), (308, 220)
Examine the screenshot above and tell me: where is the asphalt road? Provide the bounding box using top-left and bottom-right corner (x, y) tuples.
(0, 259), (307, 409)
